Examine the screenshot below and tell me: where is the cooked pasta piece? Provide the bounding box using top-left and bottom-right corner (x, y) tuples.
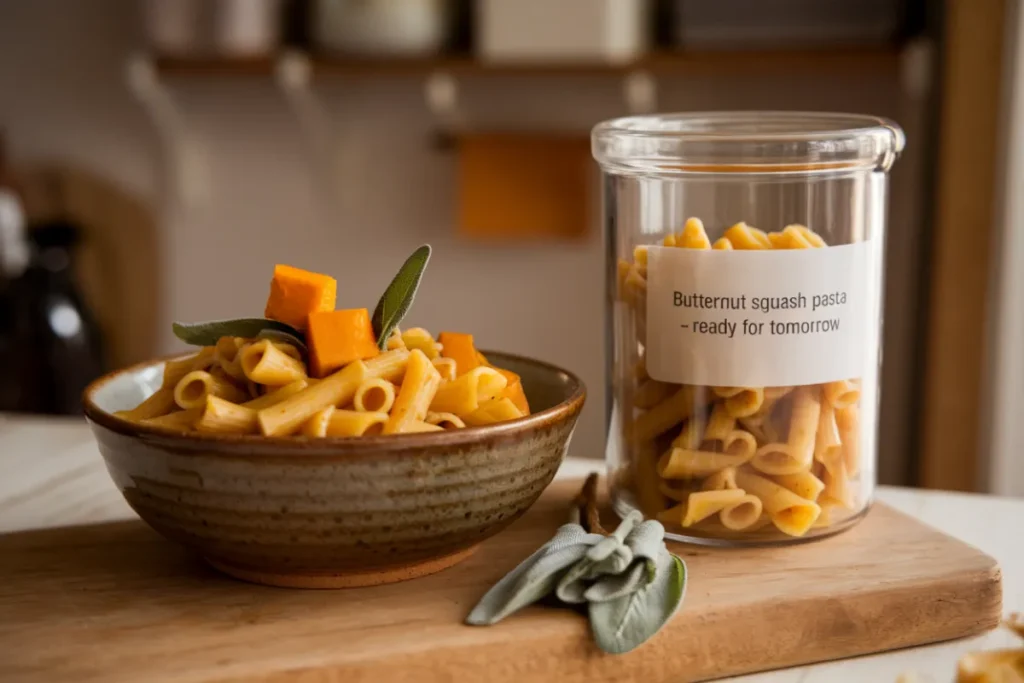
(835, 404), (861, 476)
(821, 460), (855, 509)
(140, 407), (202, 429)
(301, 406), (335, 437)
(425, 411), (466, 430)
(325, 409), (389, 437)
(634, 379), (674, 410)
(703, 402), (736, 446)
(677, 217), (711, 249)
(363, 348), (411, 383)
(173, 370), (248, 410)
(385, 327), (406, 350)
(672, 414), (707, 449)
(711, 237), (733, 250)
(241, 379), (309, 411)
(750, 386), (820, 475)
(814, 400), (843, 474)
(719, 494), (764, 531)
(431, 357), (457, 382)
(656, 503), (686, 526)
(681, 489), (746, 526)
(239, 339), (306, 386)
(634, 386), (709, 444)
(657, 448), (752, 479)
(724, 387), (764, 418)
(723, 222), (772, 250)
(734, 468), (821, 537)
(383, 349), (442, 434)
(823, 379), (860, 409)
(352, 377), (396, 414)
(258, 360), (369, 436)
(429, 366), (506, 416)
(464, 397), (523, 426)
(194, 396), (257, 434)
(402, 421), (444, 433)
(162, 349), (215, 389)
(116, 387), (178, 421)
(402, 327), (442, 360)
(214, 336), (247, 381)
(772, 470), (825, 501)
(722, 430), (758, 459)
(701, 466), (739, 491)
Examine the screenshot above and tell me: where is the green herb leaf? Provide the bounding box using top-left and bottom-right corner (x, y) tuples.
(371, 245), (431, 350)
(172, 318), (306, 351)
(588, 551), (686, 654)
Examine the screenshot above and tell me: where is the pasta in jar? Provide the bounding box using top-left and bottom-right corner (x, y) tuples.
(594, 112), (902, 545)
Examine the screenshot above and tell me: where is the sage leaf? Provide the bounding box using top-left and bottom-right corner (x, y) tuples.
(465, 524), (602, 626)
(172, 318), (306, 351)
(589, 550), (687, 655)
(371, 245), (431, 350)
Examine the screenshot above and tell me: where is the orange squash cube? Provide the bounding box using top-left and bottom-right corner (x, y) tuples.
(439, 332), (481, 376)
(264, 264), (337, 331)
(307, 308), (380, 378)
(495, 368), (530, 415)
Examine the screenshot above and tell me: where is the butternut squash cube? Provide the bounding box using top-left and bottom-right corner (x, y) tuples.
(264, 264), (337, 331)
(307, 308), (380, 378)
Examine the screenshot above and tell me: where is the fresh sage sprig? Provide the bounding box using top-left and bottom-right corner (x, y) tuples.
(172, 319), (307, 351)
(371, 245), (431, 350)
(466, 475), (686, 654)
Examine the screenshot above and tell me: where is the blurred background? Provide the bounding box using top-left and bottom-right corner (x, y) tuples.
(0, 0), (1019, 497)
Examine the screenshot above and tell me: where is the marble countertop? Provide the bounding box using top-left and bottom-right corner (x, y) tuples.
(1, 414), (1021, 682)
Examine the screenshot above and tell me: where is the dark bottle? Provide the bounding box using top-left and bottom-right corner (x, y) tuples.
(12, 220), (106, 415)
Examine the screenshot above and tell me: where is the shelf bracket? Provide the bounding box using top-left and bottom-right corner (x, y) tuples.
(622, 70), (658, 115)
(125, 53), (210, 210)
(275, 51), (343, 211)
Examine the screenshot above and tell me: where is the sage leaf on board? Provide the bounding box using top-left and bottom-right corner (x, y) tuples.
(465, 492), (687, 655)
(172, 319), (306, 351)
(371, 245), (431, 350)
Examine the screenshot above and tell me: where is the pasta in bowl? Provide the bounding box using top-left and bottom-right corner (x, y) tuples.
(82, 248), (585, 588)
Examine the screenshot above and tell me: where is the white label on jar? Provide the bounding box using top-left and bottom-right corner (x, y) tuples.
(645, 241), (881, 387)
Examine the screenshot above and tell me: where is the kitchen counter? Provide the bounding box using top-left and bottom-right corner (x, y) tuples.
(1, 413), (1020, 682)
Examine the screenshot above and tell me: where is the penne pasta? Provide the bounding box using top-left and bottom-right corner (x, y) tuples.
(656, 502), (686, 526)
(173, 370), (248, 410)
(385, 328), (406, 350)
(701, 466), (739, 491)
(723, 222), (772, 250)
(352, 377), (396, 414)
(751, 387), (820, 474)
(429, 366), (507, 416)
(677, 217), (712, 249)
(363, 348), (411, 384)
(325, 409), (389, 437)
(402, 421), (445, 433)
(214, 336), (248, 381)
(241, 379), (309, 411)
(672, 414), (707, 450)
(711, 237), (733, 250)
(162, 350), (214, 390)
(821, 460), (855, 509)
(425, 411), (466, 430)
(116, 387), (178, 422)
(722, 430), (758, 459)
(772, 470), (825, 501)
(634, 379), (675, 410)
(659, 478), (699, 502)
(464, 397), (523, 427)
(140, 407), (202, 429)
(402, 327), (442, 360)
(681, 489), (746, 526)
(431, 357), (457, 382)
(258, 360), (369, 436)
(703, 402), (736, 445)
(239, 339), (307, 386)
(734, 468), (821, 537)
(823, 379), (861, 409)
(789, 224), (826, 248)
(301, 406), (335, 437)
(657, 447), (752, 480)
(719, 494), (764, 531)
(633, 386), (709, 444)
(814, 400), (843, 474)
(194, 396), (257, 434)
(835, 404), (861, 476)
(712, 386), (744, 399)
(383, 349), (442, 434)
(724, 387), (765, 418)
(634, 442), (669, 517)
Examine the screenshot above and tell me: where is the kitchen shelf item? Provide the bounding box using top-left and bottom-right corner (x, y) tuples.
(594, 111), (904, 546)
(309, 0), (455, 56)
(668, 0), (904, 50)
(476, 0), (650, 64)
(0, 477), (1000, 682)
(141, 0), (284, 58)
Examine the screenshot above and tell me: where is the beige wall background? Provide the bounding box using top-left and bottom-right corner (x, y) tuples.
(0, 0), (925, 477)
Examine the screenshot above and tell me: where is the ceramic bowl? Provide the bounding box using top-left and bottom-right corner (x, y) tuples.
(83, 351), (585, 589)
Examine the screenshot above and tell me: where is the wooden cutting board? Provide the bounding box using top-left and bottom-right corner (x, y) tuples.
(0, 479), (1001, 683)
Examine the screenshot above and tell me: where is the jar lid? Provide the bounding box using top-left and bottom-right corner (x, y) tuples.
(592, 111), (904, 175)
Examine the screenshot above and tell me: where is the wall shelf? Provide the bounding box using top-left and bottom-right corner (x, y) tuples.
(153, 47), (902, 80)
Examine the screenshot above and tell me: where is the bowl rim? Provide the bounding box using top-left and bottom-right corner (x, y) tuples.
(82, 349), (586, 451)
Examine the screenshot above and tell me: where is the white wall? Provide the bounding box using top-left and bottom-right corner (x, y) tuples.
(0, 0), (922, 473)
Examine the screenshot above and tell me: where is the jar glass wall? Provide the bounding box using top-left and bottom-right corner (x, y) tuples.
(594, 112), (903, 546)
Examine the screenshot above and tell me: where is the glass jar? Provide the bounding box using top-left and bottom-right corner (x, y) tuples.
(593, 112), (903, 546)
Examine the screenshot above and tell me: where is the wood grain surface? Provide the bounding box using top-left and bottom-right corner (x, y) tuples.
(0, 479), (1002, 683)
